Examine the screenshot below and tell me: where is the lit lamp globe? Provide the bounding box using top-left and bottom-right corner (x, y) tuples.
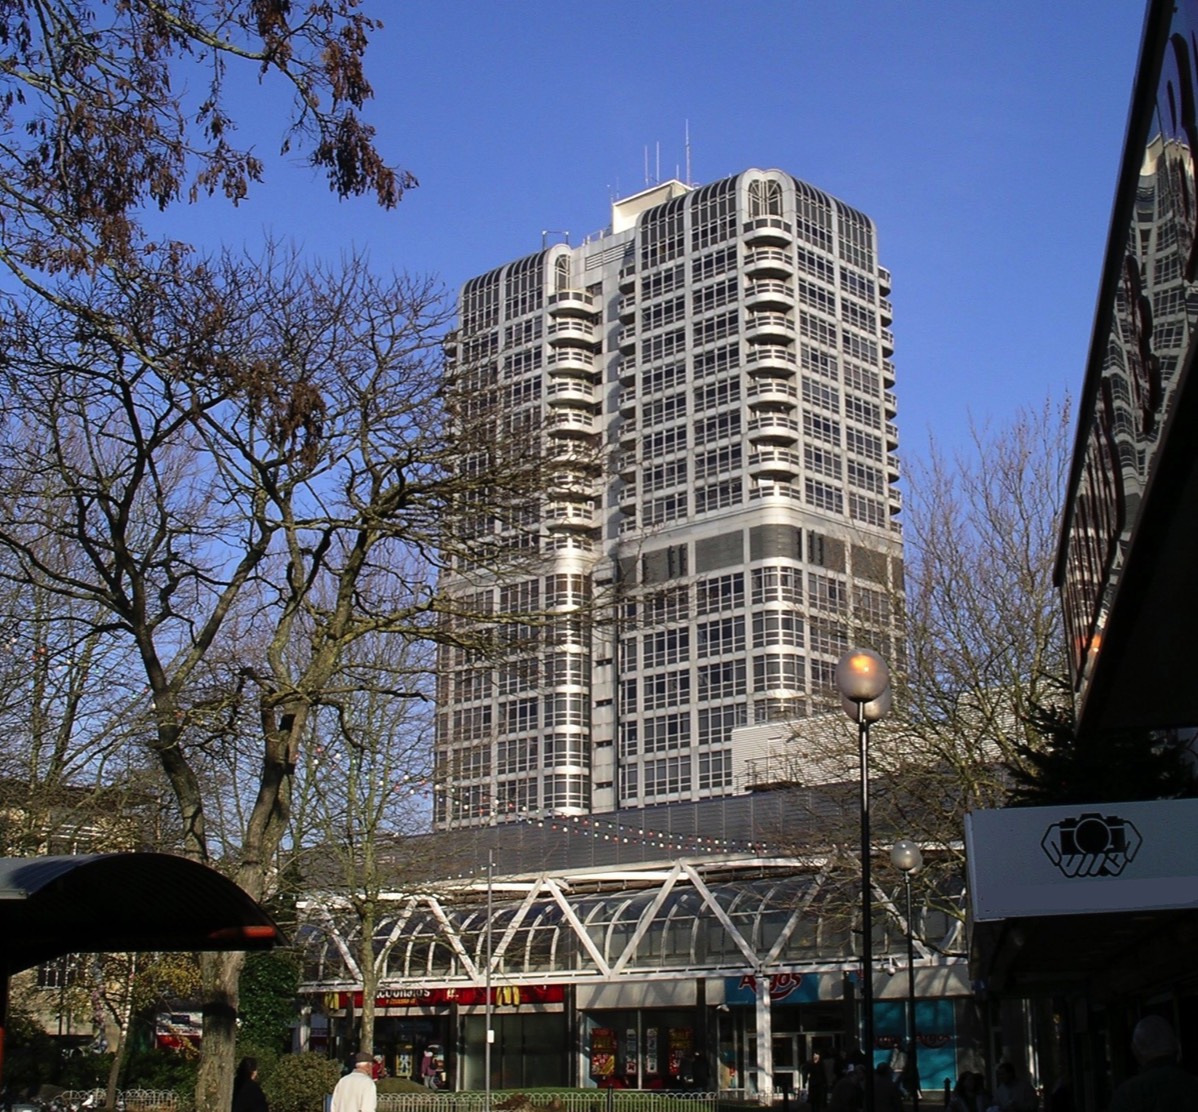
(835, 648), (891, 705)
(890, 839), (924, 874)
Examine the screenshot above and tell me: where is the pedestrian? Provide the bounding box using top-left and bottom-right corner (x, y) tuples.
(873, 1063), (904, 1112)
(232, 1056), (268, 1112)
(948, 1072), (984, 1112)
(805, 1053), (829, 1112)
(331, 1050), (377, 1112)
(1109, 1014), (1198, 1112)
(420, 1047), (440, 1089)
(371, 1054), (387, 1081)
(829, 1063), (864, 1112)
(993, 1063), (1036, 1112)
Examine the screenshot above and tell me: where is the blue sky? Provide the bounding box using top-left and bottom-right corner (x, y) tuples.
(187, 1), (1147, 464)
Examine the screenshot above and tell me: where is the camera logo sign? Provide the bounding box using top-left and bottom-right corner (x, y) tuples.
(1041, 811), (1142, 878)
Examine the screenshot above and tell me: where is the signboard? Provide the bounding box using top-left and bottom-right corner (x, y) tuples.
(326, 984), (564, 1009)
(723, 973), (831, 1004)
(965, 798), (1198, 921)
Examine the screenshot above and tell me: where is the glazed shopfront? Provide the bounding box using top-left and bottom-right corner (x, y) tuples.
(299, 855), (974, 1099)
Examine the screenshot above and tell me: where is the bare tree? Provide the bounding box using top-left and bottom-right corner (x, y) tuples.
(770, 399), (1074, 949)
(288, 627), (435, 1060)
(0, 0), (410, 285)
(0, 244), (572, 1107)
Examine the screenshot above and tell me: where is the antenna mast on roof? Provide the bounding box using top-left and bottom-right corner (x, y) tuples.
(685, 120), (692, 185)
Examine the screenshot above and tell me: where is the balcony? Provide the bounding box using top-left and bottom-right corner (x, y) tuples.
(618, 484), (637, 514)
(745, 344), (798, 377)
(746, 312), (796, 343)
(619, 360), (636, 386)
(547, 318), (598, 347)
(618, 327), (636, 354)
(618, 417), (637, 445)
(882, 359), (896, 388)
(545, 379), (598, 408)
(618, 294), (636, 322)
(545, 501), (597, 531)
(747, 414), (800, 444)
(748, 447), (801, 480)
(884, 390), (898, 420)
(618, 264), (636, 291)
(888, 488), (903, 516)
(617, 450), (638, 479)
(548, 410), (597, 438)
(886, 422), (899, 451)
(887, 453), (901, 482)
(877, 266), (892, 295)
(619, 391), (637, 416)
(747, 379), (799, 409)
(545, 347), (596, 375)
(547, 289), (596, 317)
(879, 297), (893, 326)
(744, 247), (794, 278)
(881, 328), (895, 357)
(745, 279), (794, 311)
(742, 216), (794, 247)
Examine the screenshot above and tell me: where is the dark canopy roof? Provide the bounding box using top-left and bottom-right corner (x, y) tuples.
(0, 854), (279, 973)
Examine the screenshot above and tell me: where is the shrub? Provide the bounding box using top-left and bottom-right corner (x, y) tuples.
(263, 1052), (343, 1112)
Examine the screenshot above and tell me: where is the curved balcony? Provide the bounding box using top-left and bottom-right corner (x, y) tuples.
(881, 328), (895, 357)
(744, 247), (794, 278)
(618, 417), (637, 445)
(884, 390), (898, 420)
(877, 266), (892, 295)
(747, 379), (799, 409)
(747, 414), (800, 444)
(545, 501), (597, 531)
(879, 297), (893, 327)
(617, 450), (638, 480)
(548, 409), (597, 438)
(545, 378), (598, 409)
(546, 347), (596, 376)
(742, 216), (794, 247)
(886, 422), (899, 451)
(745, 279), (795, 311)
(619, 360), (636, 386)
(887, 453), (901, 483)
(619, 392), (637, 417)
(618, 327), (636, 354)
(547, 289), (596, 318)
(748, 447), (801, 480)
(746, 312), (796, 344)
(888, 488), (903, 516)
(442, 330), (460, 359)
(882, 359), (896, 388)
(618, 484), (637, 514)
(745, 344), (798, 377)
(618, 264), (636, 292)
(547, 318), (598, 348)
(618, 294), (636, 322)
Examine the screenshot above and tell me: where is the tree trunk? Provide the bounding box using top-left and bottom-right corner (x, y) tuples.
(196, 949), (245, 1112)
(104, 955), (137, 1112)
(358, 903), (378, 1056)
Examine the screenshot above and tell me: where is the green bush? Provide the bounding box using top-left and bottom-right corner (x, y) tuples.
(263, 1052), (342, 1112)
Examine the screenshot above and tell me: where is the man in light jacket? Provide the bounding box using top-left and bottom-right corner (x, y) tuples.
(331, 1051), (378, 1112)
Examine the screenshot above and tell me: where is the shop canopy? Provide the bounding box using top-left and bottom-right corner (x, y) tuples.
(0, 853), (279, 975)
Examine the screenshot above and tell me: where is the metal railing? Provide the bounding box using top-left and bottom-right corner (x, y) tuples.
(59, 1090), (178, 1111)
(374, 1093), (732, 1112)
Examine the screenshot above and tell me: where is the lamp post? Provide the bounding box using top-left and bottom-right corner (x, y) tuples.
(836, 647), (891, 1112)
(889, 839), (924, 1112)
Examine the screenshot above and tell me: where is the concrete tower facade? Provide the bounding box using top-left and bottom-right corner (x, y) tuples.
(435, 169), (904, 828)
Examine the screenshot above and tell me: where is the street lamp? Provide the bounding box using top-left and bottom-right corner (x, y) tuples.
(836, 647), (891, 1112)
(889, 839), (924, 1112)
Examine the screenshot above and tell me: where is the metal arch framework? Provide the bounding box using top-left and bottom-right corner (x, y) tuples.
(296, 855), (965, 993)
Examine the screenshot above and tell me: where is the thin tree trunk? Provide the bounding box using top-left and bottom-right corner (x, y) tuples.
(104, 954), (137, 1112)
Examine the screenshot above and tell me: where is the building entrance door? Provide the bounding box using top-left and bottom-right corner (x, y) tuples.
(771, 1032), (802, 1096)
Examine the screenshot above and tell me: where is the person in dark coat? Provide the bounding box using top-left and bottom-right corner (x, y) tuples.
(232, 1057), (268, 1112)
(1109, 1015), (1198, 1112)
(805, 1052), (829, 1111)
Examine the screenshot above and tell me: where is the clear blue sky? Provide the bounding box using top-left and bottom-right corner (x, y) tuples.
(187, 0), (1146, 464)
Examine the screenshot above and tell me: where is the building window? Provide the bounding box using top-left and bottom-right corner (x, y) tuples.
(696, 616), (745, 658)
